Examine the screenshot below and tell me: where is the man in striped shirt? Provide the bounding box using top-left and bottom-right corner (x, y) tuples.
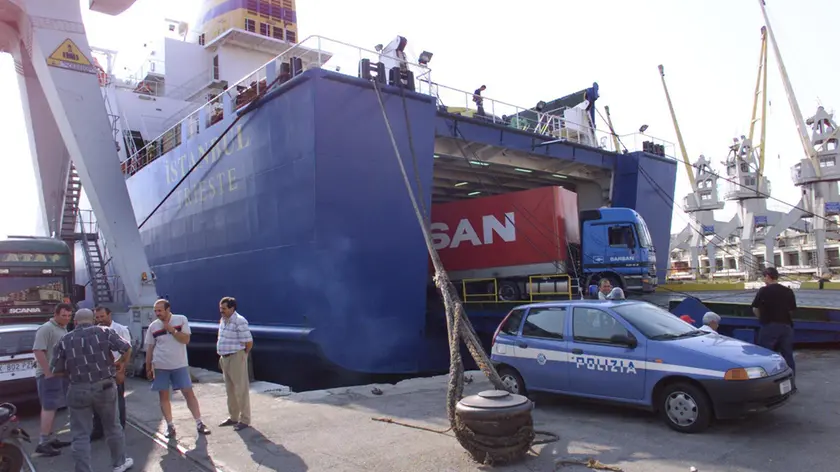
(51, 308), (134, 472)
(216, 297), (253, 431)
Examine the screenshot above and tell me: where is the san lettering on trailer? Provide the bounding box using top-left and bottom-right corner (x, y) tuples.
(430, 186), (580, 272)
(573, 355), (638, 374)
(46, 38), (98, 74)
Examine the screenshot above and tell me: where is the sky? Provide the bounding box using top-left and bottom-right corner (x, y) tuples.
(0, 0), (837, 240)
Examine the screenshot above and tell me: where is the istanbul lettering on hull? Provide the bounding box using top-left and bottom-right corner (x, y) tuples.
(162, 124), (251, 208)
(573, 356), (638, 374)
(431, 212), (516, 250)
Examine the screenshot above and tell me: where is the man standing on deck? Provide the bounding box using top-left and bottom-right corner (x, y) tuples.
(473, 85), (486, 116)
(91, 306), (131, 440)
(31, 303), (73, 456)
(145, 299), (211, 438)
(216, 296), (253, 431)
(51, 308), (134, 472)
(751, 267), (797, 375)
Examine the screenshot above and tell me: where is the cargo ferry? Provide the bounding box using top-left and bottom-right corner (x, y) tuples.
(74, 0), (678, 389)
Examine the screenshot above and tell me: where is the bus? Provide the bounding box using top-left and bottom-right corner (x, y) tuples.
(0, 237), (85, 325)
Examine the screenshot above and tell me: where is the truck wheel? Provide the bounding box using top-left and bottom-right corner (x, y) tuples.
(498, 366), (527, 395)
(497, 282), (521, 301)
(659, 382), (712, 433)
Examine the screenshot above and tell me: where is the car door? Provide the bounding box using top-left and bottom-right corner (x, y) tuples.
(515, 306), (569, 392)
(568, 306), (646, 400)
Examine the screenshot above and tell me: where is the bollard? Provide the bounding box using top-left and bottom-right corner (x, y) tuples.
(454, 390), (535, 465)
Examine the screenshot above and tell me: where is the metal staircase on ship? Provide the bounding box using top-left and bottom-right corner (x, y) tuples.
(58, 163), (114, 306)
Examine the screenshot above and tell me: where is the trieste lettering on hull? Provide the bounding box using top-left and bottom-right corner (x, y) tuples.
(430, 212), (516, 250)
(161, 124), (251, 208)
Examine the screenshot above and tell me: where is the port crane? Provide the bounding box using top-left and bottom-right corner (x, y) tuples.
(658, 65), (726, 279)
(0, 0), (159, 357)
(758, 0), (840, 278)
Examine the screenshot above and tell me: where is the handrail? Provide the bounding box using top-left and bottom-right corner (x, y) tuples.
(119, 33), (677, 176)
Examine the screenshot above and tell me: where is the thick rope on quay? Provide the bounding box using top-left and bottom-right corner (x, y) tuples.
(371, 78), (558, 465)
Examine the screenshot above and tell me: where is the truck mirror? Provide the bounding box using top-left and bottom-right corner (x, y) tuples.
(73, 284), (86, 303)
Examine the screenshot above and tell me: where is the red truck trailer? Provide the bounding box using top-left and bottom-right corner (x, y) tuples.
(430, 186), (582, 301)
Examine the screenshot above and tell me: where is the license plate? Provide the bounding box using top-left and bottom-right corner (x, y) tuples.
(0, 360), (33, 374)
(779, 379), (792, 395)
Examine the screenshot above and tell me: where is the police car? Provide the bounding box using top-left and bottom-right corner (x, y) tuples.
(490, 300), (795, 433)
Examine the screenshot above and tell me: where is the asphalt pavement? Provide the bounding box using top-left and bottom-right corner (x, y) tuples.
(13, 402), (205, 472)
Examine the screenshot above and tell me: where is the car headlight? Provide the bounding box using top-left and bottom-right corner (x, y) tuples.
(724, 367), (768, 380)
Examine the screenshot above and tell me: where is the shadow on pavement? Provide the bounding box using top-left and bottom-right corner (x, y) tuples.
(235, 427), (308, 471)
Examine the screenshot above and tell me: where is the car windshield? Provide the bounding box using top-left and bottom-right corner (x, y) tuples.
(612, 302), (706, 340)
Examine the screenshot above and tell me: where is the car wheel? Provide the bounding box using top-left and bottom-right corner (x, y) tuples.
(659, 382), (712, 433)
(498, 366), (526, 395)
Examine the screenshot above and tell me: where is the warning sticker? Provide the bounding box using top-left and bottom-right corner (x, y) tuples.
(46, 39), (97, 75)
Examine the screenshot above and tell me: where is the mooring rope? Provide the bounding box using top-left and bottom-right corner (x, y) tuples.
(371, 78), (558, 464)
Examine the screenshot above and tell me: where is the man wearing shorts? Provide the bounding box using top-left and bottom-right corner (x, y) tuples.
(32, 303), (73, 456)
(144, 299), (211, 438)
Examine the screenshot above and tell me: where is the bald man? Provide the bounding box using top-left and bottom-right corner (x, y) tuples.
(51, 308), (134, 472)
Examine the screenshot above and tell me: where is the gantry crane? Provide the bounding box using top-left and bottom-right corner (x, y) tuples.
(0, 0), (159, 350)
(658, 65), (725, 279)
(758, 0), (839, 278)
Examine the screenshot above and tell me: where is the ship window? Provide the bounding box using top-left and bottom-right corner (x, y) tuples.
(212, 55), (219, 80)
(198, 33), (205, 46)
(285, 30), (296, 43)
(260, 23), (270, 36)
(245, 19), (256, 32)
(273, 27), (284, 40)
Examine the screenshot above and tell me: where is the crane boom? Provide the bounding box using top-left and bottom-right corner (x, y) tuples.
(658, 64), (696, 189)
(747, 27), (769, 178)
(757, 0), (821, 177)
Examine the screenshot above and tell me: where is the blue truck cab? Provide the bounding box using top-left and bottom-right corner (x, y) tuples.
(490, 300), (795, 433)
(580, 208), (657, 293)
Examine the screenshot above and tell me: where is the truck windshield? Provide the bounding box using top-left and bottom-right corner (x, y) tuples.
(0, 276), (66, 308)
(636, 221), (653, 248)
(613, 302), (705, 340)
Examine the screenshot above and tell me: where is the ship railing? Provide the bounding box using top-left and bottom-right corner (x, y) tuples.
(119, 34), (676, 177)
(459, 274), (574, 304)
(166, 67), (218, 102)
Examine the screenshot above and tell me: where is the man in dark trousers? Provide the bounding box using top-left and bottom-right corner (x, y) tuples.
(473, 85), (486, 116)
(751, 267), (797, 375)
(51, 308), (134, 472)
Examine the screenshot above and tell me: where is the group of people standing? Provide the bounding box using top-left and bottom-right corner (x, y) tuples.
(31, 296), (254, 472)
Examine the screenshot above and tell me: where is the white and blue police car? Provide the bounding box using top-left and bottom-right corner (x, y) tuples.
(490, 299), (795, 433)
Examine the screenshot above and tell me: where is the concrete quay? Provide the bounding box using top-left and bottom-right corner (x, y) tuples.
(118, 350), (840, 472)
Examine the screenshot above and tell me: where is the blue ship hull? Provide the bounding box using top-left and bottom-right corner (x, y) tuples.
(114, 69), (677, 390)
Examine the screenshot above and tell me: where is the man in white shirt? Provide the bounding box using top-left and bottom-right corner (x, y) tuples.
(700, 312), (721, 333)
(91, 306), (132, 441)
(216, 297), (254, 431)
(144, 299), (211, 439)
